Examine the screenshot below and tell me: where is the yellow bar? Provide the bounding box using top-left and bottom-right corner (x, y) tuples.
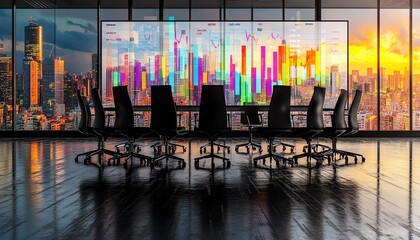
(203, 72), (207, 84)
(142, 71), (146, 90)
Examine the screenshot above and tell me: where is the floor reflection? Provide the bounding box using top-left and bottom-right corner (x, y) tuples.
(0, 138), (420, 239)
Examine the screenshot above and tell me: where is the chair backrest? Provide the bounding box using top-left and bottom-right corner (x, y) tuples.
(91, 88), (106, 129)
(241, 102), (261, 125)
(348, 89), (362, 131)
(76, 89), (90, 130)
(151, 85), (177, 131)
(198, 85), (227, 131)
(332, 89), (348, 129)
(268, 85), (291, 129)
(307, 86), (326, 129)
(112, 86), (134, 128)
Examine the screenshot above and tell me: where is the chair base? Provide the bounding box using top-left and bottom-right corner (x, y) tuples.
(152, 139), (186, 170)
(195, 140), (231, 170)
(152, 141), (187, 154)
(253, 152), (293, 169)
(235, 141), (262, 154)
(333, 149), (366, 165)
(200, 142), (230, 154)
(75, 141), (121, 166)
(272, 141), (295, 153)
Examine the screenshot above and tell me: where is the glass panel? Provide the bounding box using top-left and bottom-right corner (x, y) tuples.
(16, 8), (97, 131)
(285, 9), (315, 20)
(323, 9), (378, 130)
(225, 9), (251, 20)
(191, 9), (220, 20)
(253, 9), (282, 21)
(102, 21), (348, 107)
(0, 4), (12, 130)
(133, 9), (159, 20)
(380, 8), (410, 130)
(163, 9), (189, 20)
(413, 2), (420, 130)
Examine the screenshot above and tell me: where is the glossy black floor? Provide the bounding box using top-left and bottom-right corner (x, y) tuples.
(0, 137), (419, 239)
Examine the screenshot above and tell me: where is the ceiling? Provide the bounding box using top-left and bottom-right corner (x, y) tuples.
(1, 0), (412, 9)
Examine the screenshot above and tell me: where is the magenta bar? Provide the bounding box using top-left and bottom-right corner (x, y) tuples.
(135, 61), (141, 89)
(273, 51), (278, 84)
(267, 67), (272, 96)
(174, 42), (178, 72)
(155, 55), (160, 84)
(261, 46), (266, 81)
(120, 72), (125, 86)
(198, 57), (203, 87)
(230, 55), (235, 91)
(252, 67), (256, 93)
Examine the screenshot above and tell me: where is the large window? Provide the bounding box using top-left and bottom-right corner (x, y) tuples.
(3, 0), (420, 132)
(380, 5), (410, 130)
(323, 7), (378, 130)
(0, 1), (12, 130)
(15, 1), (97, 130)
(414, 2), (420, 130)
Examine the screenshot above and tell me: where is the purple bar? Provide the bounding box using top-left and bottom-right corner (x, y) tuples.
(273, 51), (278, 84)
(155, 55), (160, 84)
(174, 42), (178, 72)
(252, 67), (256, 93)
(261, 46), (266, 81)
(120, 72), (125, 86)
(135, 61), (141, 89)
(267, 67), (272, 96)
(230, 55), (235, 91)
(198, 57), (203, 87)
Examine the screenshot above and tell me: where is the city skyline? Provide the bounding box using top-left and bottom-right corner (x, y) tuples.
(1, 8), (420, 131)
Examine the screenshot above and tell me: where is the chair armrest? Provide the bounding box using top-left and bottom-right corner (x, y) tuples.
(258, 113), (264, 127)
(227, 113), (232, 128)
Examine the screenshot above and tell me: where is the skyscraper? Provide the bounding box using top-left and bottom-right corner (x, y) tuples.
(43, 57), (64, 117)
(23, 20), (43, 109)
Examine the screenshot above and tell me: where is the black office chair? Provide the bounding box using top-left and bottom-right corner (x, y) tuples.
(234, 102), (263, 154)
(75, 90), (96, 164)
(194, 85), (231, 170)
(335, 89), (365, 164)
(89, 88), (121, 161)
(305, 89), (348, 165)
(150, 85), (187, 169)
(253, 85), (293, 169)
(108, 86), (153, 167)
(292, 86), (326, 169)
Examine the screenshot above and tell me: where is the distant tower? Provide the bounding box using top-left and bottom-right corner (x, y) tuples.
(23, 19), (43, 108)
(43, 57), (64, 117)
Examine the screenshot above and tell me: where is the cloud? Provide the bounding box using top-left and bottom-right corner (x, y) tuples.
(56, 30), (96, 52)
(66, 20), (96, 34)
(0, 10), (12, 41)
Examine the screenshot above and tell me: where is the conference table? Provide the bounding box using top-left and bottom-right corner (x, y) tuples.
(104, 105), (334, 130)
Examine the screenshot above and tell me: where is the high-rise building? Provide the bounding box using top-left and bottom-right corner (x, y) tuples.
(23, 57), (39, 108)
(25, 20), (43, 81)
(0, 55), (12, 104)
(43, 57), (64, 117)
(91, 54), (98, 90)
(24, 20), (43, 109)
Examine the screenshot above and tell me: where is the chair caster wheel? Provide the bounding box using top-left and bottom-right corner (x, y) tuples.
(262, 159), (266, 165)
(203, 147), (207, 153)
(362, 157), (366, 163)
(345, 156), (349, 165)
(227, 148), (231, 154)
(226, 161), (231, 168)
(283, 146), (286, 151)
(354, 157), (358, 164)
(84, 156), (90, 165)
(316, 161), (322, 168)
(290, 148), (295, 153)
(246, 147), (250, 154)
(75, 157), (79, 163)
(235, 147), (239, 153)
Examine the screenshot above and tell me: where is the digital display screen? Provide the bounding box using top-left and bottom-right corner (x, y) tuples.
(102, 21), (348, 107)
